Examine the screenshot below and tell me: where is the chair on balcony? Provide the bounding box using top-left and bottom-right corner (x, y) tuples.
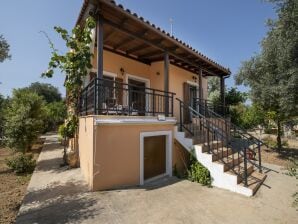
(102, 98), (121, 115)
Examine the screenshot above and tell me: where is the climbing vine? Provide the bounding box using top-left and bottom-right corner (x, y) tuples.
(42, 17), (96, 137)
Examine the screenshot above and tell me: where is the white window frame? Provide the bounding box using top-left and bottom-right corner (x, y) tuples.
(139, 130), (172, 185)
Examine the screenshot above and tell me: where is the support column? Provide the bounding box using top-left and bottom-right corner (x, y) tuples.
(220, 76), (225, 112)
(164, 52), (169, 116)
(198, 68), (203, 100)
(97, 14), (104, 79)
(96, 14), (104, 114)
(198, 68), (203, 113)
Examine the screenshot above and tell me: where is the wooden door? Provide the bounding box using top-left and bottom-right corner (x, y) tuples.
(144, 135), (166, 180)
(128, 79), (146, 115)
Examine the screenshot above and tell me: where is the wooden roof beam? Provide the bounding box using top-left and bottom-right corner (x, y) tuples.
(103, 46), (151, 65)
(114, 29), (148, 50)
(138, 50), (162, 58)
(102, 18), (224, 76)
(114, 36), (134, 50)
(126, 43), (149, 54)
(103, 18), (128, 42)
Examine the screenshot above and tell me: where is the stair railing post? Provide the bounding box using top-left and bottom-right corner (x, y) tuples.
(243, 147), (248, 187)
(204, 100), (207, 117)
(258, 142), (262, 173)
(179, 100), (183, 132)
(152, 89), (155, 116)
(207, 119), (210, 153)
(85, 86), (88, 115)
(128, 86), (131, 115)
(94, 79), (97, 115)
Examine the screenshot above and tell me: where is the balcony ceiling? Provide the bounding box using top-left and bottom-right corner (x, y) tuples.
(77, 0), (231, 77)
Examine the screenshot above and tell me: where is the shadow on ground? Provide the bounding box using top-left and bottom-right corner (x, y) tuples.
(34, 142), (67, 173)
(275, 147), (298, 160)
(103, 176), (183, 194)
(16, 181), (100, 224)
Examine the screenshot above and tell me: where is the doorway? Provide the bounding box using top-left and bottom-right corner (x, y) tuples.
(140, 131), (172, 185)
(144, 135), (166, 180)
(128, 78), (146, 115)
(183, 82), (198, 123)
(189, 85), (197, 111)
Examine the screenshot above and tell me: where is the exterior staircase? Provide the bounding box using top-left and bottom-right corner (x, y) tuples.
(174, 98), (267, 196)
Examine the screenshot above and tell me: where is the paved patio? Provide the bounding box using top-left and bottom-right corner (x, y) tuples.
(16, 134), (297, 224)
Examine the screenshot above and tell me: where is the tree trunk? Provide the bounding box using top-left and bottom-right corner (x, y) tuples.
(276, 119), (282, 151)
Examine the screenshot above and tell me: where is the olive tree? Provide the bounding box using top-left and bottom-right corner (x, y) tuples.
(4, 89), (46, 153)
(235, 0), (298, 150)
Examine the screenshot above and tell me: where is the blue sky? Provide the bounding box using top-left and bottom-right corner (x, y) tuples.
(0, 0), (276, 97)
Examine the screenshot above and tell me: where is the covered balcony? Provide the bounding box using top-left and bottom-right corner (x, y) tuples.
(77, 0), (231, 118)
(79, 77), (175, 116)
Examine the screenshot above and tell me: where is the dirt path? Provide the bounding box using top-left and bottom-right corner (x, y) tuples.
(0, 139), (44, 224)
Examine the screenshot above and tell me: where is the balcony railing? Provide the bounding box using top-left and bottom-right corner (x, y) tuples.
(194, 98), (230, 117)
(79, 78), (175, 117)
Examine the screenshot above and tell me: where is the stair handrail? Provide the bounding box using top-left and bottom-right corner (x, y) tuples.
(194, 98), (263, 173)
(194, 98), (263, 145)
(176, 98), (250, 186)
(176, 98), (226, 140)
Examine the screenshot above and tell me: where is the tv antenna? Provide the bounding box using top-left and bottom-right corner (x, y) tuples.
(169, 18), (173, 36)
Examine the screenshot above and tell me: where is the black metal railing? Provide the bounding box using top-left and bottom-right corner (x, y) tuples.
(79, 78), (175, 117)
(194, 98), (264, 173)
(177, 98), (264, 187)
(194, 98), (230, 117)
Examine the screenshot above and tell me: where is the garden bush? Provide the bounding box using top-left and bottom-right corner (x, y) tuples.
(187, 161), (212, 186)
(187, 149), (212, 186)
(262, 136), (289, 149)
(6, 154), (36, 174)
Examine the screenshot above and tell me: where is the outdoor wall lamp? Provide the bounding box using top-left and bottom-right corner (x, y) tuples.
(120, 67), (125, 76)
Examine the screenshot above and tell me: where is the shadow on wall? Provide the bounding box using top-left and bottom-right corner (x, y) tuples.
(16, 181), (101, 224)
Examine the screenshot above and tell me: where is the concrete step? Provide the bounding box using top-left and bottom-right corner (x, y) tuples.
(202, 141), (224, 152)
(215, 153), (243, 171)
(239, 171), (267, 195)
(227, 162), (254, 184)
(211, 147), (233, 161)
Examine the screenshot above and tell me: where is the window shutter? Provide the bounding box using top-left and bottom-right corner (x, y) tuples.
(183, 82), (191, 123)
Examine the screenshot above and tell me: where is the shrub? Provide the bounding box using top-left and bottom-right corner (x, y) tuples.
(6, 154), (36, 174)
(187, 162), (212, 186)
(263, 136), (289, 149)
(187, 149), (212, 186)
(44, 101), (67, 132)
(4, 89), (46, 153)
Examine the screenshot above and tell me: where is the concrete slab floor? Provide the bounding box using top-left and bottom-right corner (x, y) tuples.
(16, 134), (297, 224)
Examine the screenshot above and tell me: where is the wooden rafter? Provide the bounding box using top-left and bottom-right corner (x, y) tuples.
(102, 18), (224, 76)
(126, 43), (149, 54)
(114, 29), (148, 50)
(138, 50), (162, 58)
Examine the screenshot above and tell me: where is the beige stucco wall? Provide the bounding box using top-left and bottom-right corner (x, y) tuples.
(93, 50), (151, 81)
(92, 123), (175, 191)
(79, 117), (94, 189)
(92, 50), (208, 109)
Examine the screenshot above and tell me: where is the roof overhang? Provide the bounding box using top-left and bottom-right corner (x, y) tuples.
(77, 0), (231, 77)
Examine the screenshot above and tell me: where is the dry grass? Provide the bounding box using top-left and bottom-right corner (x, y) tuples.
(0, 138), (44, 224)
